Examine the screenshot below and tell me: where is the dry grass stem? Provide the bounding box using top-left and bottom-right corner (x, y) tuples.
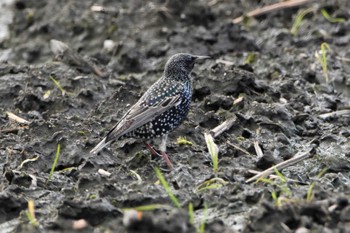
(246, 147), (313, 183)
(227, 141), (251, 156)
(6, 111), (30, 124)
(319, 110), (350, 119)
(215, 59), (234, 66)
(129, 170), (142, 184)
(204, 132), (219, 174)
(253, 141), (264, 159)
(18, 155), (40, 170)
(233, 96), (244, 105)
(335, 56), (350, 63)
(248, 169), (302, 183)
(210, 115), (237, 138)
(233, 0), (313, 24)
(0, 126), (28, 134)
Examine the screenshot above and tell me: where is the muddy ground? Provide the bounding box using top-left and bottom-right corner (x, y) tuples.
(0, 0), (350, 232)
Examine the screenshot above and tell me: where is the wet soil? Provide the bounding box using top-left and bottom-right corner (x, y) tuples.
(0, 0), (350, 232)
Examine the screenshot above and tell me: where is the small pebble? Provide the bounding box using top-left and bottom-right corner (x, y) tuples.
(72, 219), (88, 230)
(98, 169), (111, 177)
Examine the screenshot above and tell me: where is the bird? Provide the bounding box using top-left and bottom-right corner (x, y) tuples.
(90, 53), (210, 169)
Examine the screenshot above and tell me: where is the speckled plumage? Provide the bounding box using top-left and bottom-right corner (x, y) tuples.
(90, 53), (210, 166)
(122, 78), (192, 140)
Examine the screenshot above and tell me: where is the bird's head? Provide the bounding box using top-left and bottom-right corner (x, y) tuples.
(164, 53), (210, 79)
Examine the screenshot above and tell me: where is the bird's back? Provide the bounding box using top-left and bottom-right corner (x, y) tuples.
(122, 76), (192, 140)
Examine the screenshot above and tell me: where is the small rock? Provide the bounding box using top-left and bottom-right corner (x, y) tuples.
(98, 169), (111, 177)
(340, 206), (350, 221)
(72, 219), (88, 230)
(103, 40), (116, 52)
(295, 227), (310, 233)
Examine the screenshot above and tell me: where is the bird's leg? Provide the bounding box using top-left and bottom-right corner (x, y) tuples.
(144, 136), (173, 170)
(144, 143), (160, 156)
(159, 134), (174, 170)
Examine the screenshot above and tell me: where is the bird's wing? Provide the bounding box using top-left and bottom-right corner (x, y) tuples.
(105, 88), (182, 142)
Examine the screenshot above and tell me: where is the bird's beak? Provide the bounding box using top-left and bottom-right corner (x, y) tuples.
(194, 55), (211, 61)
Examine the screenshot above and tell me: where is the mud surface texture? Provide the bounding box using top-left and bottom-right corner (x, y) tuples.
(1, 0), (350, 232)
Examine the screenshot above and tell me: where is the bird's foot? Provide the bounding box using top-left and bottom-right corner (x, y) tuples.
(145, 143), (173, 170)
(145, 143), (159, 156)
(161, 151), (174, 170)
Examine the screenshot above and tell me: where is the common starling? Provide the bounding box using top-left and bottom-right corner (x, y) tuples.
(90, 53), (210, 169)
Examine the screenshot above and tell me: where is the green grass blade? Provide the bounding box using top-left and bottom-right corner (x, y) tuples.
(271, 191), (278, 205)
(306, 168), (327, 203)
(155, 167), (181, 208)
(199, 203), (208, 233)
(50, 76), (66, 95)
(48, 144), (61, 181)
(195, 177), (228, 192)
(316, 42), (331, 83)
(197, 184), (224, 192)
(273, 168), (287, 183)
(317, 168), (328, 178)
(273, 168), (292, 196)
(257, 177), (274, 184)
(321, 9), (345, 23)
(188, 202), (194, 225)
(306, 181), (315, 203)
(290, 8), (313, 36)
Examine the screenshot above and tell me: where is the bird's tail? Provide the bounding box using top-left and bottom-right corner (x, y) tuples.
(90, 137), (111, 154)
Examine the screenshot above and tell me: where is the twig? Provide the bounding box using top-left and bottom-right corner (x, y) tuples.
(246, 147), (313, 183)
(232, 0), (313, 24)
(254, 141), (264, 159)
(335, 56), (350, 63)
(215, 59), (234, 66)
(91, 5), (120, 15)
(227, 141), (251, 156)
(210, 115), (237, 138)
(0, 126), (28, 134)
(129, 170), (142, 184)
(280, 223), (292, 232)
(319, 110), (350, 119)
(208, 0), (219, 7)
(6, 111), (30, 124)
(233, 96), (244, 105)
(248, 169), (302, 183)
(18, 155), (40, 170)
